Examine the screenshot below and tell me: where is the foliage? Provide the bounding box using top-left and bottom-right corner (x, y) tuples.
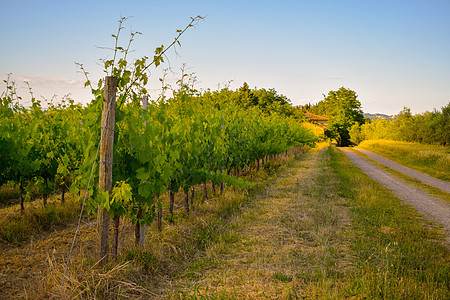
(357, 140), (450, 181)
(310, 87), (364, 146)
(0, 16), (318, 266)
(200, 82), (302, 119)
(350, 103), (450, 146)
(0, 75), (83, 209)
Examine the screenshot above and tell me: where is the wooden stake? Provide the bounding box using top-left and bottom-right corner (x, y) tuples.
(203, 182), (208, 200)
(191, 186), (195, 211)
(169, 190), (175, 224)
(184, 190), (190, 214)
(137, 95), (149, 246)
(98, 76), (117, 266)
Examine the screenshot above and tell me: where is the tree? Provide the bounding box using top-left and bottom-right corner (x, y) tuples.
(311, 87), (364, 146)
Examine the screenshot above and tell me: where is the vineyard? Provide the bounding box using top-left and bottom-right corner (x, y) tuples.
(2, 15), (448, 300)
(0, 74), (317, 231)
(0, 18), (318, 296)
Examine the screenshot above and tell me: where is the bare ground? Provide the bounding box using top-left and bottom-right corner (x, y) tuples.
(341, 148), (450, 246)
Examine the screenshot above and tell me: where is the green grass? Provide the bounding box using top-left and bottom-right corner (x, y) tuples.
(0, 181), (20, 207)
(273, 272), (293, 282)
(329, 146), (449, 299)
(349, 148), (450, 204)
(358, 140), (450, 181)
(0, 196), (80, 244)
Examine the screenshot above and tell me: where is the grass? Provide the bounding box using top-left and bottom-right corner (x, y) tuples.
(168, 145), (448, 298)
(1, 143), (448, 299)
(358, 140), (450, 181)
(165, 145), (354, 298)
(4, 146), (310, 299)
(348, 148), (450, 204)
(0, 193), (81, 245)
(330, 146), (449, 299)
(0, 181), (20, 207)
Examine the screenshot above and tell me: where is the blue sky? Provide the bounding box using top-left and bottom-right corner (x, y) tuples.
(1, 0), (449, 115)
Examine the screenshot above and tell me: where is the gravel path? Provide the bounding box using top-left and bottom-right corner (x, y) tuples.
(341, 148), (450, 244)
(354, 148), (450, 193)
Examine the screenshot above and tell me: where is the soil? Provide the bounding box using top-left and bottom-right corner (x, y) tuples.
(341, 148), (450, 246)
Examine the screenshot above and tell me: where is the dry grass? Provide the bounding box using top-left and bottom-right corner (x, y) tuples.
(0, 147), (310, 299)
(3, 142), (446, 299)
(0, 193), (81, 245)
(165, 145), (355, 298)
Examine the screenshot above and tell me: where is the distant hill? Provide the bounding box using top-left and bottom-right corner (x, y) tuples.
(364, 113), (397, 121)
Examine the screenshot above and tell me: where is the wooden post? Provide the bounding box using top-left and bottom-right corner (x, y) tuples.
(157, 196), (162, 232)
(137, 95), (149, 247)
(203, 182), (208, 200)
(169, 189), (175, 224)
(220, 167), (224, 195)
(98, 76), (117, 266)
(184, 189), (190, 214)
(191, 186), (195, 209)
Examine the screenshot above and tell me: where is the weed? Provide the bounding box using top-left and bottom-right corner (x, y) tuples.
(0, 181), (20, 206)
(273, 271), (293, 282)
(125, 248), (156, 274)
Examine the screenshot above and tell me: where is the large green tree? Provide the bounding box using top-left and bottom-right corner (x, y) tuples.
(311, 87), (364, 146)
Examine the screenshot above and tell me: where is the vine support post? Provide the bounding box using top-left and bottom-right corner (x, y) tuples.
(136, 95), (149, 247)
(98, 76), (117, 266)
(220, 167), (225, 194)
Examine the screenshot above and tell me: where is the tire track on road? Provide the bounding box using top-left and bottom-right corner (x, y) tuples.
(341, 148), (450, 245)
(353, 148), (450, 194)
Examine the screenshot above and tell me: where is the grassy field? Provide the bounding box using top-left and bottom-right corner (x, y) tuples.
(357, 140), (450, 181)
(0, 144), (448, 299)
(174, 146), (449, 299)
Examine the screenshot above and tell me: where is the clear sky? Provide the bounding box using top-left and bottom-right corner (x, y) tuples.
(1, 0), (449, 115)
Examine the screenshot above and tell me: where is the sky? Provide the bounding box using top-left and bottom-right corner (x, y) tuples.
(1, 0), (449, 115)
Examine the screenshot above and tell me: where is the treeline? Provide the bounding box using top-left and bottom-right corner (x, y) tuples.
(350, 103), (450, 146)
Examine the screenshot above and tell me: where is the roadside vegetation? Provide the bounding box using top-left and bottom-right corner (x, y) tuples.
(357, 140), (450, 181)
(350, 103), (449, 146)
(329, 146), (448, 298)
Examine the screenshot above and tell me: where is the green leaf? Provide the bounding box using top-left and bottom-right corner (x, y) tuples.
(98, 190), (110, 211)
(136, 168), (150, 181)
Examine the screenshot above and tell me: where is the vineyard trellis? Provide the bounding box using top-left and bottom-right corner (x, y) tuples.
(0, 16), (318, 281)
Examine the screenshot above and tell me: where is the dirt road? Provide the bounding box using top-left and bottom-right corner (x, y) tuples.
(341, 148), (450, 244)
(354, 148), (450, 193)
